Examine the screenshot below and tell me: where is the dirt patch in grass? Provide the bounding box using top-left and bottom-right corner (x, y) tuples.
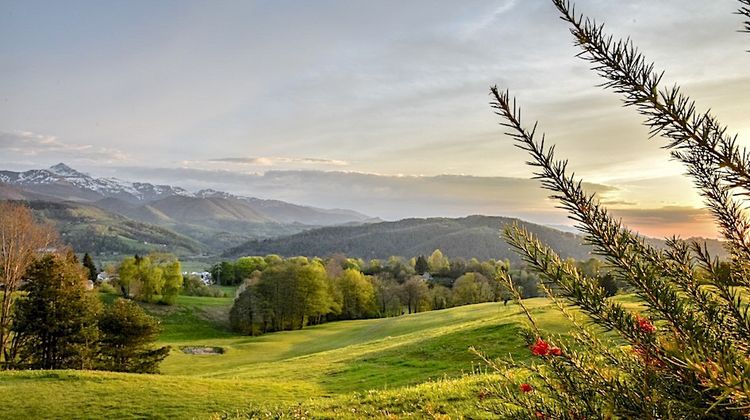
(180, 346), (225, 355)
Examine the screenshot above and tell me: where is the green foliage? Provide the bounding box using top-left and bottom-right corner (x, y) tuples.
(452, 272), (495, 306)
(82, 253), (98, 282)
(427, 249), (450, 274)
(0, 297), (595, 418)
(414, 255), (429, 275)
(182, 275), (225, 297)
(210, 261), (237, 286)
(27, 201), (202, 256)
(224, 215), (610, 263)
(12, 253), (101, 370)
(489, 1), (750, 417)
(116, 253), (183, 304)
(336, 269), (376, 319)
(401, 276), (430, 314)
(98, 299), (169, 373)
(160, 260), (183, 305)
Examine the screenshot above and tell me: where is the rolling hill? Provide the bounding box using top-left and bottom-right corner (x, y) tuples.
(0, 294), (585, 418)
(28, 201), (204, 257)
(225, 214), (594, 262)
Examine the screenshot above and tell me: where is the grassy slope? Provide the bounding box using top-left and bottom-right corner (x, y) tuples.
(0, 296), (638, 419)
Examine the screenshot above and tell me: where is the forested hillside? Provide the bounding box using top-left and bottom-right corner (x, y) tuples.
(225, 215), (593, 262)
(28, 201), (203, 256)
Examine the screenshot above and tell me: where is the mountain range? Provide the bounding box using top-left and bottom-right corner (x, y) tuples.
(0, 163), (375, 256)
(0, 164), (726, 265)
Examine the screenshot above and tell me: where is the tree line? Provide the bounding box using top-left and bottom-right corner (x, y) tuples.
(223, 250), (621, 336)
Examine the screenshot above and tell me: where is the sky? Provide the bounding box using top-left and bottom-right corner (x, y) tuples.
(1, 0), (748, 238)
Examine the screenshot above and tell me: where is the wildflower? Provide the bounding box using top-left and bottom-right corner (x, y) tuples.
(635, 315), (656, 334)
(549, 346), (562, 356)
(520, 383), (533, 393)
(531, 338), (550, 356)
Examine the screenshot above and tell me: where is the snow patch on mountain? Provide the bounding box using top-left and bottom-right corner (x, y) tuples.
(0, 163), (197, 203)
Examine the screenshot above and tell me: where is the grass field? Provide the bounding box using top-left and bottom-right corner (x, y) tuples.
(0, 294), (635, 418)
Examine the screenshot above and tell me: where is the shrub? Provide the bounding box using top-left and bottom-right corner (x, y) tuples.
(182, 275), (226, 297)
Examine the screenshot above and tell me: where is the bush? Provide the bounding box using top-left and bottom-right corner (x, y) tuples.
(487, 1), (750, 418)
(97, 281), (117, 294)
(182, 275), (226, 297)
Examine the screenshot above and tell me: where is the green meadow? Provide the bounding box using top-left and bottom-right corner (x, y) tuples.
(0, 293), (638, 418)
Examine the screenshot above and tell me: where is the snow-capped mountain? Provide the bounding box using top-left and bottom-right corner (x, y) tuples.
(0, 163), (193, 204)
(0, 163), (373, 227)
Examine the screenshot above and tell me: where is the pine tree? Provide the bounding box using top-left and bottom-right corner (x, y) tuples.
(415, 255), (429, 275)
(82, 253), (98, 283)
(483, 1), (750, 417)
(12, 252), (101, 370)
(97, 298), (169, 373)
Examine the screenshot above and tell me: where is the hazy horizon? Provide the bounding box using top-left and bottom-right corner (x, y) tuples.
(2, 0), (748, 238)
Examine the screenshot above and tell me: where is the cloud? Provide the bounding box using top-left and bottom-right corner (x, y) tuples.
(609, 206), (717, 239)
(0, 130), (128, 163)
(97, 166), (616, 225)
(206, 157), (349, 167)
(460, 0), (519, 38)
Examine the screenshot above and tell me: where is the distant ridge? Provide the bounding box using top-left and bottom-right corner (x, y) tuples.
(224, 215), (594, 262)
(225, 214), (729, 263)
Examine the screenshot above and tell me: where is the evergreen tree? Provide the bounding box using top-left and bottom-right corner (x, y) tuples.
(414, 255), (429, 275)
(82, 253), (98, 283)
(97, 298), (169, 373)
(12, 253), (101, 370)
(486, 1), (750, 417)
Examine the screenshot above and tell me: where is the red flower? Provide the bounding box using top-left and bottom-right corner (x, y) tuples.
(531, 338), (550, 356)
(549, 346), (562, 356)
(636, 315), (656, 334)
(520, 383), (533, 393)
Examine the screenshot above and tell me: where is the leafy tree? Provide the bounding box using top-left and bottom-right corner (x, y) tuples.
(97, 298), (169, 373)
(429, 284), (452, 310)
(489, 1), (750, 417)
(210, 261), (236, 286)
(401, 276), (429, 314)
(117, 254), (182, 304)
(427, 249), (449, 274)
(0, 201), (57, 365)
(414, 255), (429, 275)
(451, 272), (494, 306)
(134, 257), (164, 303)
(371, 276), (403, 317)
(12, 253), (101, 370)
(230, 283), (261, 335)
(336, 269), (376, 319)
(82, 253), (98, 283)
(160, 260), (183, 305)
(235, 256), (267, 282)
